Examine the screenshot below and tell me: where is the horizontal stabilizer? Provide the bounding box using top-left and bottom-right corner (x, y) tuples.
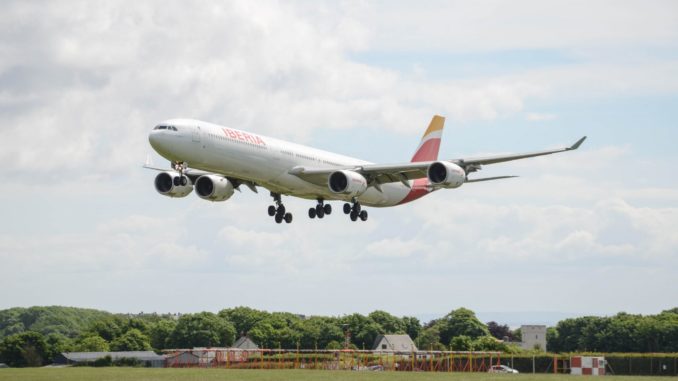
(465, 175), (518, 183)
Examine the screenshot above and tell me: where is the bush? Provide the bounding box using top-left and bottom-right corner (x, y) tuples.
(113, 357), (142, 367)
(93, 355), (112, 367)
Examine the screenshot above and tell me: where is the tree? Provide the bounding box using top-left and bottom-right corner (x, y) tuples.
(168, 312), (235, 348)
(436, 308), (490, 344)
(44, 333), (73, 362)
(294, 317), (343, 349)
(339, 314), (383, 349)
(74, 335), (110, 352)
(248, 313), (302, 349)
(368, 311), (406, 334)
(218, 307), (268, 336)
(85, 316), (126, 342)
(471, 335), (514, 352)
(487, 321), (514, 341)
(0, 306), (111, 340)
(110, 329), (152, 351)
(149, 320), (176, 350)
(0, 331), (49, 367)
(402, 316), (422, 341)
(416, 326), (446, 351)
(449, 335), (473, 351)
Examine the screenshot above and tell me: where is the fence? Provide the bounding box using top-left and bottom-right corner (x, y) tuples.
(499, 354), (678, 376)
(164, 348), (502, 372)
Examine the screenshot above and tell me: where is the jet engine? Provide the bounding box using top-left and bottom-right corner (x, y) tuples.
(195, 175), (235, 201)
(427, 161), (465, 189)
(154, 172), (193, 197)
(328, 170), (368, 196)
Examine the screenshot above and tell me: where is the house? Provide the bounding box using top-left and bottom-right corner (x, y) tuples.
(165, 351), (200, 367)
(372, 334), (417, 352)
(520, 325), (547, 351)
(53, 351), (165, 368)
(233, 336), (259, 350)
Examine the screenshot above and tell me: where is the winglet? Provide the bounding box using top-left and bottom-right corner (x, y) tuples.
(569, 136), (587, 150)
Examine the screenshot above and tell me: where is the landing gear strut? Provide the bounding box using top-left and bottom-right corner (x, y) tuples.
(268, 192), (292, 224)
(344, 198), (367, 222)
(172, 161), (189, 186)
(308, 199), (332, 219)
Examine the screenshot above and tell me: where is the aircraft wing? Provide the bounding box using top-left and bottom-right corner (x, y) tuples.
(289, 136), (586, 188)
(450, 136), (587, 166)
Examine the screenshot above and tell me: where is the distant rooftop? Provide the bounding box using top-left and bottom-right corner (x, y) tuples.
(61, 351), (164, 362)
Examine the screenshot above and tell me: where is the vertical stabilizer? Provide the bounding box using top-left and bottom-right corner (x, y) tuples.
(411, 115), (445, 162)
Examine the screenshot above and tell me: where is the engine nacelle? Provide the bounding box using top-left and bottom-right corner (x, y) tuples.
(154, 171), (193, 198)
(195, 175), (235, 202)
(328, 170), (368, 196)
(427, 161), (465, 189)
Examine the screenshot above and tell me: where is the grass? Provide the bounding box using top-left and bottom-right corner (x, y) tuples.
(0, 368), (672, 381)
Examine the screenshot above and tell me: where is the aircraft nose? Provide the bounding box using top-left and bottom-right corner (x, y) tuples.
(148, 129), (163, 150)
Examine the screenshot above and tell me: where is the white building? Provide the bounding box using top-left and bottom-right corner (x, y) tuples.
(520, 325), (547, 351)
(372, 334), (417, 352)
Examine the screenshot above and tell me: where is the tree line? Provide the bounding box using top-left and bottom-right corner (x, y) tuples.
(547, 308), (678, 353)
(1, 305), (677, 367)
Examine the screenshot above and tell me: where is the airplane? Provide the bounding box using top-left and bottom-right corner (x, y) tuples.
(146, 115), (586, 224)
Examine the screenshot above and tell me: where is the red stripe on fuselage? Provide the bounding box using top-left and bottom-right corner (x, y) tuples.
(410, 138), (441, 162)
(397, 178), (429, 205)
(399, 137), (440, 205)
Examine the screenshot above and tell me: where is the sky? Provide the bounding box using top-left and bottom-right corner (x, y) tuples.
(1, 0), (677, 325)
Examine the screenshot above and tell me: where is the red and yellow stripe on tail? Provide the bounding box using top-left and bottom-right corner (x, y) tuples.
(399, 115), (445, 205)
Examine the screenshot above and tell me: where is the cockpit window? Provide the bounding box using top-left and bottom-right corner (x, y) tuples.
(153, 125), (178, 131)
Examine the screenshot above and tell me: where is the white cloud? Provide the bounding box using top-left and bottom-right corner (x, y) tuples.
(361, 1), (678, 53)
(9, 0), (677, 184)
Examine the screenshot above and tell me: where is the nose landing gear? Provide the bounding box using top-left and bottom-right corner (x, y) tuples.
(172, 161), (189, 186)
(268, 192), (292, 224)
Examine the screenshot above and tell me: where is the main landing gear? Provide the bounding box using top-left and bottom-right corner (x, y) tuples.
(308, 199), (332, 219)
(172, 161), (189, 186)
(267, 192), (292, 224)
(343, 198), (368, 222)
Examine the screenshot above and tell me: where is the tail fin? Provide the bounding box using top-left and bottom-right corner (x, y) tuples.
(410, 115), (445, 162)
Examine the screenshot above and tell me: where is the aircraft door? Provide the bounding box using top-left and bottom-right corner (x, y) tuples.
(192, 126), (201, 142)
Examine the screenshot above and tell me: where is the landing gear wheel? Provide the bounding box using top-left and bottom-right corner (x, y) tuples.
(343, 203), (351, 214)
(316, 205), (325, 219)
(173, 176), (181, 186)
(359, 210), (368, 221)
(180, 176), (188, 186)
(308, 208), (316, 219)
(350, 211), (358, 221)
(270, 192), (291, 224)
(324, 204), (332, 215)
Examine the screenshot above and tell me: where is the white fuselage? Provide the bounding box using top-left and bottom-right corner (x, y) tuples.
(148, 119), (415, 207)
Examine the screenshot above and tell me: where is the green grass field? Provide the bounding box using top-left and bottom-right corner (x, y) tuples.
(0, 368), (671, 381)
